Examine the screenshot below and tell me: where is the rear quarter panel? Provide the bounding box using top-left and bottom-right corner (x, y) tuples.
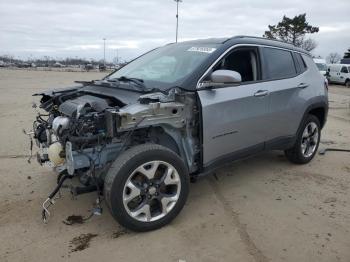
(295, 55), (328, 129)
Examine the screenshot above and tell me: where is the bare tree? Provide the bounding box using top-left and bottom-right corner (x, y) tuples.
(301, 38), (317, 52)
(326, 53), (341, 64)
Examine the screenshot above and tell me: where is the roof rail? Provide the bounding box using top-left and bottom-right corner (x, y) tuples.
(223, 35), (295, 46)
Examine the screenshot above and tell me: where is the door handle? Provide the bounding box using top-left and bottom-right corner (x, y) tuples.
(297, 83), (309, 89)
(254, 90), (269, 97)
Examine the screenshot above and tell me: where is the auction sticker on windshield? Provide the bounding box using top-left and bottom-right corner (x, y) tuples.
(187, 47), (217, 53)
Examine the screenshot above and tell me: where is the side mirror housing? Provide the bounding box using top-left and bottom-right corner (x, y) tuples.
(198, 70), (242, 89)
(210, 70), (242, 84)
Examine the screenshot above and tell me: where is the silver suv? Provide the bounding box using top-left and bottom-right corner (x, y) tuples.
(31, 36), (328, 231)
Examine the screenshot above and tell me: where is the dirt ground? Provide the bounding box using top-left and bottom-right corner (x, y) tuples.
(0, 69), (349, 262)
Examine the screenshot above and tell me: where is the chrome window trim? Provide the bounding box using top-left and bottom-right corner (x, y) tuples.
(196, 43), (309, 89)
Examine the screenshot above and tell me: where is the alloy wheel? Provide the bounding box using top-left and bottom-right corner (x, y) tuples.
(122, 161), (181, 222)
(301, 122), (319, 158)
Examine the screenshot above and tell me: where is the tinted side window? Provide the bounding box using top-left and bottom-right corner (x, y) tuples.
(262, 47), (297, 80)
(212, 47), (260, 82)
(295, 53), (307, 73)
(341, 66), (348, 73)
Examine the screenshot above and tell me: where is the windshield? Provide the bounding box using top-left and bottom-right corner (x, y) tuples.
(107, 43), (219, 89)
(316, 63), (327, 71)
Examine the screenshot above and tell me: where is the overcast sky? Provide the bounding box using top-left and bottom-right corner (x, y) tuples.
(0, 0), (349, 62)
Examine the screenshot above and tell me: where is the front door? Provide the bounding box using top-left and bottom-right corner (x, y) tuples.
(198, 46), (269, 167)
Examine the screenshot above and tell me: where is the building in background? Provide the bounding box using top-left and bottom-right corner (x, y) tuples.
(340, 58), (350, 64)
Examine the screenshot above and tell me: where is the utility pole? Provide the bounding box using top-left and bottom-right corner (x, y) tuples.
(103, 38), (106, 66)
(174, 0), (182, 43)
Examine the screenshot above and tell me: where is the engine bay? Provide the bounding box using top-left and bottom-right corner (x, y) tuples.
(32, 84), (199, 179)
(29, 82), (201, 222)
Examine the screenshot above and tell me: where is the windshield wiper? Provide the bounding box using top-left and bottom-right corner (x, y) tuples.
(107, 76), (146, 90)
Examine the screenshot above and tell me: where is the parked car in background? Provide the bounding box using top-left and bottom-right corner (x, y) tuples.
(84, 63), (94, 71)
(53, 62), (64, 68)
(314, 58), (328, 76)
(99, 64), (107, 71)
(328, 64), (350, 88)
(16, 62), (32, 68)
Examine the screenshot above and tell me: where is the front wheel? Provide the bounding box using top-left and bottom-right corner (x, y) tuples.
(104, 144), (189, 232)
(285, 115), (321, 164)
(345, 80), (350, 88)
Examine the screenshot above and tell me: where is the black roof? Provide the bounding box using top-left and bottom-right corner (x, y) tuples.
(178, 35), (311, 56)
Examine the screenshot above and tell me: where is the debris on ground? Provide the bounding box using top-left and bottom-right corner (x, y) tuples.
(319, 148), (350, 155)
(69, 233), (98, 252)
(63, 215), (85, 225)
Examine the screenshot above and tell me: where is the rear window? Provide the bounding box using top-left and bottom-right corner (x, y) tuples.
(262, 47), (297, 80)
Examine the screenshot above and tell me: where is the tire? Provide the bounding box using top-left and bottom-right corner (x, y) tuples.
(104, 144), (189, 232)
(285, 115), (321, 164)
(345, 80), (350, 88)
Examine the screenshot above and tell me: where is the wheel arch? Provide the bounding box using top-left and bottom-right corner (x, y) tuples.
(147, 126), (181, 155)
(131, 125), (197, 173)
(304, 101), (328, 129)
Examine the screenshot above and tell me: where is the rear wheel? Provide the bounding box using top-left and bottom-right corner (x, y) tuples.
(104, 144), (189, 232)
(345, 80), (350, 88)
(285, 115), (321, 164)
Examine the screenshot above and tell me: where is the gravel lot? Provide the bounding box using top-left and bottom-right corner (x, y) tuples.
(0, 69), (349, 262)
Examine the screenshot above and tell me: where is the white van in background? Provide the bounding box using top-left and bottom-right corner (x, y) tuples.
(328, 64), (350, 88)
(313, 58), (328, 76)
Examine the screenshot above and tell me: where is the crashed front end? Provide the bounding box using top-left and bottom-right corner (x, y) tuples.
(29, 84), (199, 222)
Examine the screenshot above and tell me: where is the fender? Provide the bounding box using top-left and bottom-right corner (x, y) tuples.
(300, 99), (328, 129)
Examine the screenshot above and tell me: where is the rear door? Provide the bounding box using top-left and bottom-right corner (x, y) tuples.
(261, 47), (307, 143)
(198, 46), (270, 166)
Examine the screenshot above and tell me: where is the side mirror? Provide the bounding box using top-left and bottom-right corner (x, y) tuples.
(211, 70), (242, 84)
(198, 70), (242, 89)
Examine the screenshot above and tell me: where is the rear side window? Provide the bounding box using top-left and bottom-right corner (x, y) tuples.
(262, 47), (297, 80)
(294, 53), (307, 74)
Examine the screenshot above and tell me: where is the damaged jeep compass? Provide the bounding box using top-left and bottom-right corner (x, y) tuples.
(29, 36), (328, 231)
